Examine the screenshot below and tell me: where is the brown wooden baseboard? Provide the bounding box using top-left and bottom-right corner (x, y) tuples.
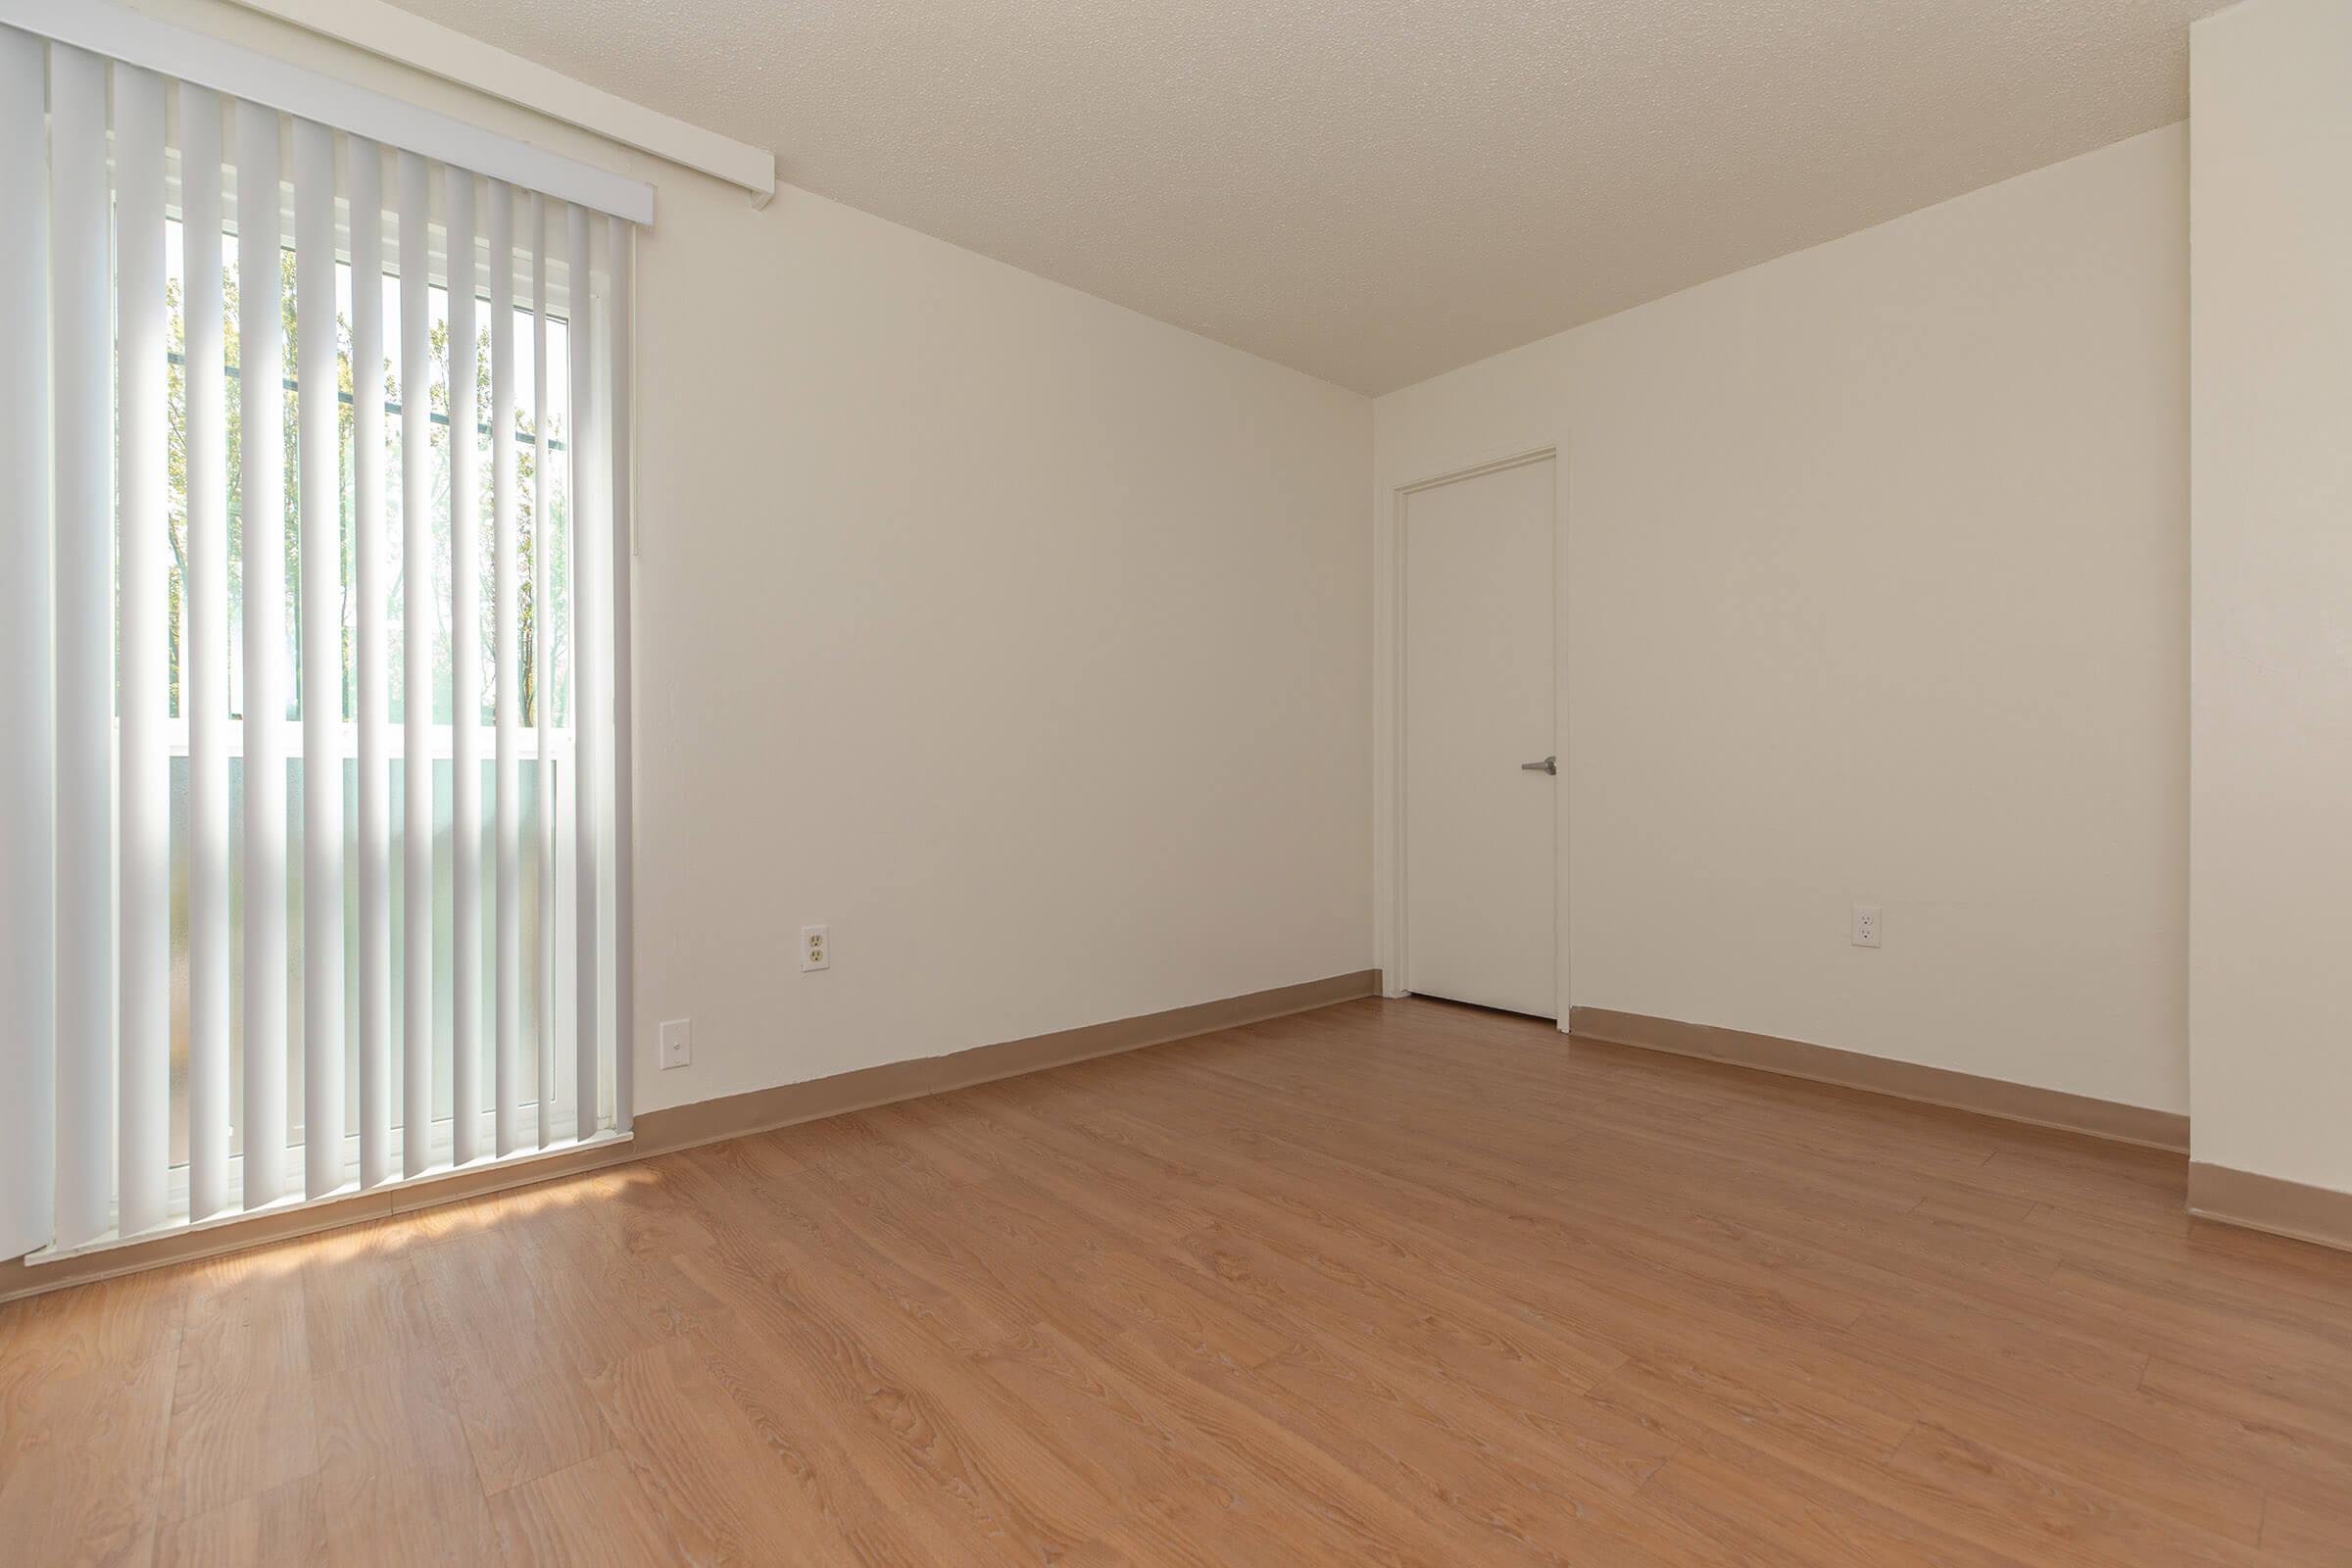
(630, 968), (1380, 1156)
(2188, 1162), (2352, 1253)
(0, 969), (1379, 1304)
(1567, 1005), (2190, 1152)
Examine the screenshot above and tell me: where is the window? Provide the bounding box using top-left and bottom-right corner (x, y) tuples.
(159, 218), (577, 1165)
(0, 17), (643, 1259)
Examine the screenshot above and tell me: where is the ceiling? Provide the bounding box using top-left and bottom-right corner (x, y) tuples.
(384, 0), (2223, 395)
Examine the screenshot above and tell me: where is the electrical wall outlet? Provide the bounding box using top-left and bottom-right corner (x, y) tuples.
(1851, 905), (1881, 949)
(659, 1017), (693, 1069)
(801, 924), (830, 971)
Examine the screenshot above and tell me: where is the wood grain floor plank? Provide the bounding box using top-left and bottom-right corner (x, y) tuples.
(159, 1334), (317, 1524)
(489, 1446), (685, 1567)
(311, 1349), (473, 1488)
(1884, 1419), (2274, 1567)
(1633, 1444), (2019, 1568)
(9, 996), (2352, 1563)
(590, 1332), (882, 1565)
(0, 1264), (187, 1417)
(408, 1224), (618, 1495)
(660, 1221), (1126, 1563)
(324, 1460), (503, 1564)
(151, 1476), (321, 1568)
(296, 1220), (438, 1377)
(2262, 1489), (2352, 1565)
(176, 1250), (311, 1397)
(0, 1348), (177, 1566)
(2140, 1352), (2352, 1463)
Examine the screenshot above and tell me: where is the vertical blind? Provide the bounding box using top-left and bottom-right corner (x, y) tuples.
(0, 18), (638, 1259)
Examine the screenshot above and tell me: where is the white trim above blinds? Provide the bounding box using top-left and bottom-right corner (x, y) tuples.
(226, 0), (775, 203)
(0, 0), (656, 224)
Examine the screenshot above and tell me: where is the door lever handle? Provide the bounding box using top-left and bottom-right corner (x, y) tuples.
(1521, 756), (1557, 775)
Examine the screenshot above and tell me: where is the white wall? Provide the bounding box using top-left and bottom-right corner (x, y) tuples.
(633, 186), (1373, 1108)
(147, 0), (1376, 1115)
(2188, 0), (2352, 1193)
(1376, 126), (2190, 1113)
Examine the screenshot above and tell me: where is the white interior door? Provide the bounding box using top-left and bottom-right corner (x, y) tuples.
(1403, 456), (1557, 1016)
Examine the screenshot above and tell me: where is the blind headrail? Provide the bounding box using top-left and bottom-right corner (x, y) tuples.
(227, 0), (775, 206)
(0, 0), (657, 224)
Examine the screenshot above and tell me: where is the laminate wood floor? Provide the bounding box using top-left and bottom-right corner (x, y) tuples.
(5, 997), (2351, 1565)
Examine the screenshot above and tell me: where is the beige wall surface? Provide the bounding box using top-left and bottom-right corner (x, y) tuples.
(2188, 0), (2352, 1193)
(631, 185), (1374, 1109)
(140, 0), (1376, 1116)
(1376, 125), (2191, 1113)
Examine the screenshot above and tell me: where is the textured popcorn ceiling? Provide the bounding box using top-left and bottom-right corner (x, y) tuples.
(385, 0), (2220, 394)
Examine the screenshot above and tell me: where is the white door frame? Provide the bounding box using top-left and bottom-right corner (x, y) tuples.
(1374, 437), (1571, 1028)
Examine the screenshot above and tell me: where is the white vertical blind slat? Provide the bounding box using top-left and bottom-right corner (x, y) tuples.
(532, 194), (553, 1152)
(238, 97), (290, 1211)
(568, 203), (599, 1144)
(0, 27), (57, 1261)
(352, 140), (392, 1192)
(182, 84), (232, 1224)
(607, 215), (634, 1136)
(115, 64), (171, 1237)
(399, 151), (433, 1179)
(295, 119), (345, 1201)
(52, 44), (115, 1249)
(449, 168), (485, 1166)
(492, 181), (522, 1158)
(2, 28), (637, 1253)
